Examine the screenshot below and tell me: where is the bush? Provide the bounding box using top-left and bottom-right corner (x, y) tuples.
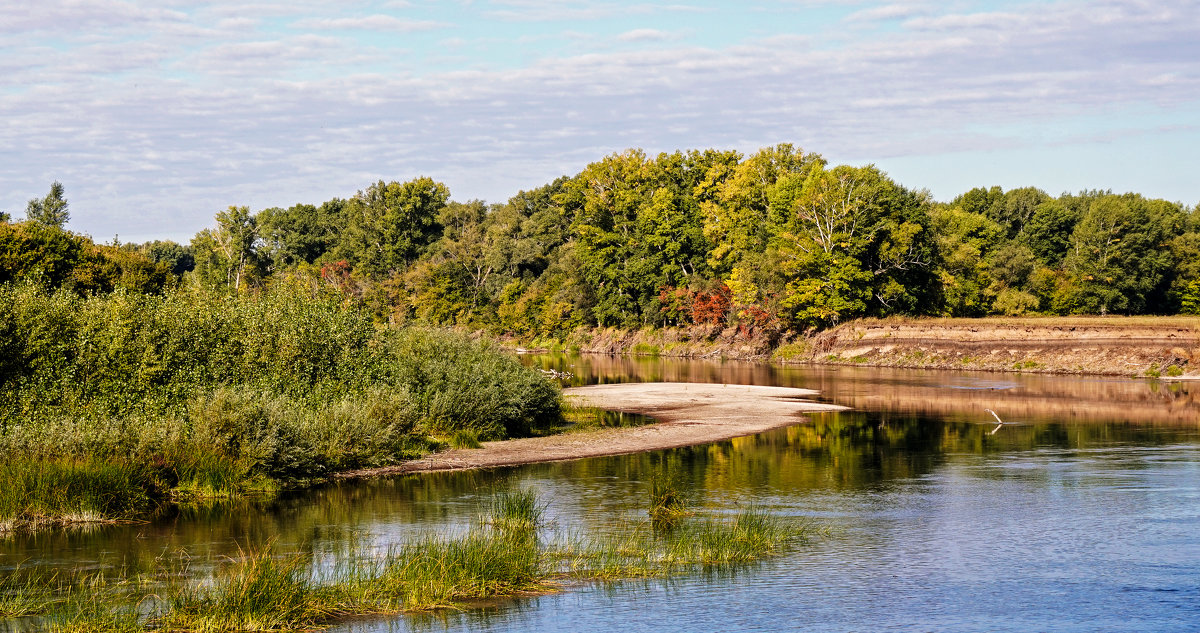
(0, 284), (562, 525)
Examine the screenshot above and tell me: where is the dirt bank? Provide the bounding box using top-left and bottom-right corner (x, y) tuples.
(507, 317), (1200, 377)
(339, 382), (844, 478)
(804, 317), (1200, 377)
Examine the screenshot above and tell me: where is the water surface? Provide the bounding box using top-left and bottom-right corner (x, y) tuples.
(3, 359), (1198, 632)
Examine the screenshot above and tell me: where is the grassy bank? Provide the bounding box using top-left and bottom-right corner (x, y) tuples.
(3, 491), (811, 631)
(0, 283), (562, 530)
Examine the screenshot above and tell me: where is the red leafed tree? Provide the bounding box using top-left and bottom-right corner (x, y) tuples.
(691, 284), (732, 325)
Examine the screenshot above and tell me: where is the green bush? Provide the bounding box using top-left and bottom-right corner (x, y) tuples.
(0, 284), (562, 526)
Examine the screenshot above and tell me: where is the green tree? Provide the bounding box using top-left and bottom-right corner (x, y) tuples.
(702, 144), (822, 275)
(257, 202), (339, 272)
(1060, 194), (1184, 314)
(773, 164), (936, 326)
(191, 206), (260, 292)
(953, 186), (1003, 217)
(1019, 199), (1078, 266)
(337, 178), (449, 279)
(0, 221), (82, 286)
(990, 187), (1050, 238)
(26, 181), (70, 227)
(930, 205), (1004, 316)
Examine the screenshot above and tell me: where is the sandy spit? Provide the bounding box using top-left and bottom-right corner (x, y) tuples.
(338, 382), (845, 478)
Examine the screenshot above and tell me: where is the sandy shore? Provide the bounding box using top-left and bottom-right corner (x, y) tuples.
(339, 382), (845, 478)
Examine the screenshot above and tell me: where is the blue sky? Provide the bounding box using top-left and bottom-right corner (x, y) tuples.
(2, 0), (1197, 242)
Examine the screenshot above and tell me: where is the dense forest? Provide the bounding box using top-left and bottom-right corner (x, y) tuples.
(5, 145), (1199, 340)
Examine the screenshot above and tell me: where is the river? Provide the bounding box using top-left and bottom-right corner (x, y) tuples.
(4, 356), (1199, 632)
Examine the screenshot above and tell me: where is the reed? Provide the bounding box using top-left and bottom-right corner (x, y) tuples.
(0, 566), (55, 618)
(561, 507), (809, 580)
(647, 471), (689, 530)
(485, 488), (545, 534)
(158, 547), (331, 632)
(0, 459), (162, 531)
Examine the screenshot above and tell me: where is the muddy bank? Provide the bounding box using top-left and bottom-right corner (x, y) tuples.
(339, 383), (844, 478)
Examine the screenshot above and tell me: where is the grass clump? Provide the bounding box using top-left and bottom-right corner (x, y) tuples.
(648, 472), (690, 530)
(771, 341), (810, 362)
(448, 429), (482, 449)
(485, 488), (546, 534)
(159, 548), (330, 632)
(630, 343), (661, 357)
(560, 506), (808, 580)
(0, 459), (165, 531)
(0, 567), (55, 618)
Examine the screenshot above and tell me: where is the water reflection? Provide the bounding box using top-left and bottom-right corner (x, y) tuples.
(529, 354), (1200, 425)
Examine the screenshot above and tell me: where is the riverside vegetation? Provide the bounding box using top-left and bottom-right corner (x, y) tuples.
(0, 489), (810, 632)
(0, 282), (561, 531)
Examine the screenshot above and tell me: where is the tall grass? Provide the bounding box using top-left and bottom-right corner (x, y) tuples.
(0, 459), (164, 531)
(0, 283), (562, 528)
(647, 471), (690, 530)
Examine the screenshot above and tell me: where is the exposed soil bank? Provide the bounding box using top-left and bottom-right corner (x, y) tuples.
(339, 383), (845, 478)
(805, 317), (1200, 378)
(510, 317), (1200, 378)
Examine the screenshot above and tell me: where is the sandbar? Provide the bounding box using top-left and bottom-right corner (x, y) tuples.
(339, 382), (845, 478)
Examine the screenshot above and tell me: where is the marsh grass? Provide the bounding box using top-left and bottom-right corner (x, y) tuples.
(647, 471), (690, 531)
(448, 429), (482, 449)
(0, 459), (162, 531)
(553, 404), (654, 435)
(158, 547), (333, 632)
(5, 493), (813, 630)
(485, 489), (545, 534)
(560, 507), (808, 581)
(0, 566), (55, 617)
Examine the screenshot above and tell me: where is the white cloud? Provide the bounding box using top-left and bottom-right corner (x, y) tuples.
(845, 3), (927, 23)
(289, 14), (448, 32)
(2, 0), (1198, 240)
(618, 28), (673, 42)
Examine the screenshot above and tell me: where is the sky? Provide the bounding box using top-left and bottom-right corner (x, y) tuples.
(1, 0), (1197, 243)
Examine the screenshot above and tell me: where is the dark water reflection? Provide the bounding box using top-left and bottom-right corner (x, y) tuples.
(3, 358), (1199, 632)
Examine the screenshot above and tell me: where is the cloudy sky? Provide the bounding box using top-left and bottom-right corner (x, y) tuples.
(2, 0), (1197, 242)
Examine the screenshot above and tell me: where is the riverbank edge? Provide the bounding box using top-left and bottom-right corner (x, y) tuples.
(504, 316), (1200, 378)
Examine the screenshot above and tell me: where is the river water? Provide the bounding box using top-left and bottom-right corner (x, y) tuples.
(4, 357), (1200, 632)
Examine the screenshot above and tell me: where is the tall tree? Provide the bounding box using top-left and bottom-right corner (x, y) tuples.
(337, 178), (449, 279)
(702, 144), (822, 275)
(191, 206), (260, 292)
(26, 181), (70, 227)
(1060, 194), (1183, 314)
(773, 164), (936, 326)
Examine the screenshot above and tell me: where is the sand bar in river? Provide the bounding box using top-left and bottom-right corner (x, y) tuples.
(339, 382), (845, 478)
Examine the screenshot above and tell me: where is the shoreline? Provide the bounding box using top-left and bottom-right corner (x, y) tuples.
(507, 316), (1200, 378)
(338, 382), (845, 478)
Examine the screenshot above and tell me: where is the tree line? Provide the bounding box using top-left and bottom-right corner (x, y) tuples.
(5, 145), (1199, 336)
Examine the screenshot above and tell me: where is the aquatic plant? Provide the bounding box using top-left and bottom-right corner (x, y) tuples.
(0, 492), (813, 631)
(648, 471), (690, 530)
(485, 488), (546, 534)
